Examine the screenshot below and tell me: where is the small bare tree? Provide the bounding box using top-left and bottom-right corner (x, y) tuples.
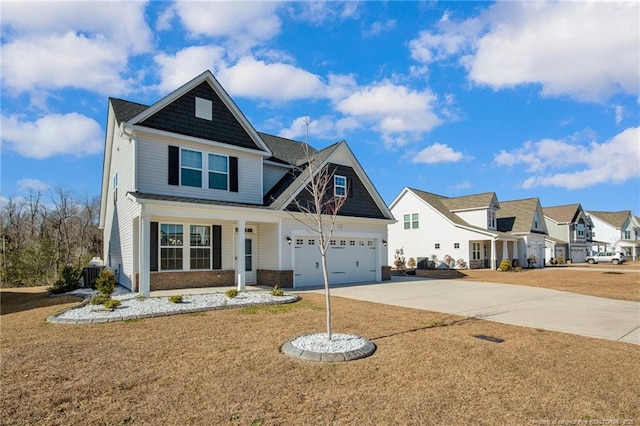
(289, 138), (347, 341)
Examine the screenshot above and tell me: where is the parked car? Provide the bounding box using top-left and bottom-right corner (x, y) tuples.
(586, 252), (626, 265)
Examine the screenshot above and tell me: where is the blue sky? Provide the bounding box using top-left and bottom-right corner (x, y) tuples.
(1, 1), (639, 214)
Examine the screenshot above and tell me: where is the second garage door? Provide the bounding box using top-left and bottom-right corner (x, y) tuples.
(294, 237), (377, 287)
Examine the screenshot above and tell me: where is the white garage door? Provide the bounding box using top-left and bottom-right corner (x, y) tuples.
(294, 237), (377, 287)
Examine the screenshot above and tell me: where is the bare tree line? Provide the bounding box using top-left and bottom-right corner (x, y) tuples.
(1, 189), (102, 287)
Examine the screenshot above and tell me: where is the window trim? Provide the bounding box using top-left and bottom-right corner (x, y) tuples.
(334, 175), (347, 197)
(160, 223), (184, 271)
(208, 153), (229, 191)
(180, 148), (203, 188)
(189, 225), (211, 270)
(411, 213), (419, 229)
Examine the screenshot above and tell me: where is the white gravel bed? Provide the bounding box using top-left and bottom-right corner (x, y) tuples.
(52, 291), (298, 322)
(290, 333), (369, 353)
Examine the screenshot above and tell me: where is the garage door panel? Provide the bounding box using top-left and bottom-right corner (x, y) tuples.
(294, 237), (377, 287)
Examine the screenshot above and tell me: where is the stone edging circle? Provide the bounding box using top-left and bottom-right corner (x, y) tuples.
(281, 334), (376, 362)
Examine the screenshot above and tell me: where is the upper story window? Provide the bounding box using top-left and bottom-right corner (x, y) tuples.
(487, 210), (496, 229)
(533, 211), (539, 229)
(195, 97), (213, 121)
(181, 149), (202, 187)
(623, 230), (631, 239)
(208, 154), (228, 190)
(576, 223), (585, 238)
(334, 175), (347, 197)
(112, 171), (118, 204)
(404, 213), (419, 230)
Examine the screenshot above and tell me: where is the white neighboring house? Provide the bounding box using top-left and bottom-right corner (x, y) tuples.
(495, 198), (549, 268)
(543, 204), (594, 263)
(99, 70), (394, 296)
(586, 211), (640, 260)
(387, 188), (535, 270)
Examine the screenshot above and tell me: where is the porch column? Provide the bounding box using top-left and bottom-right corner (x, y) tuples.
(139, 211), (151, 298)
(490, 239), (497, 270)
(513, 241), (518, 261)
(236, 219), (246, 291)
(502, 240), (509, 261)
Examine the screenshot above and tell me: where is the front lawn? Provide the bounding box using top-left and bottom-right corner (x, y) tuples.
(1, 286), (638, 424)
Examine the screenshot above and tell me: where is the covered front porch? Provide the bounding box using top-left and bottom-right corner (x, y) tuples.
(469, 236), (521, 270)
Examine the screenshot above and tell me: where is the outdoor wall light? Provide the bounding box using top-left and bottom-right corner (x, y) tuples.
(286, 236), (292, 245)
(382, 240), (388, 247)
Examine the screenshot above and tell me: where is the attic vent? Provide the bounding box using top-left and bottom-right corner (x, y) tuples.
(195, 97), (212, 121)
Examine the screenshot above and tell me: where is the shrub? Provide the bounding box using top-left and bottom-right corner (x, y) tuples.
(456, 258), (468, 269)
(95, 269), (116, 297)
(499, 259), (512, 271)
(89, 294), (111, 305)
(393, 248), (406, 272)
(168, 295), (183, 304)
(444, 255), (455, 268)
(406, 257), (416, 269)
(50, 265), (82, 294)
(271, 285), (284, 297)
(103, 298), (121, 311)
(226, 289), (238, 298)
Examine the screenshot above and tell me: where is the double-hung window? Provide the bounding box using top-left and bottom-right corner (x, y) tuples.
(472, 242), (481, 260)
(160, 224), (183, 270)
(208, 154), (228, 190)
(412, 213), (419, 229)
(181, 149), (202, 187)
(404, 214), (411, 229)
(334, 175), (346, 197)
(190, 225), (211, 269)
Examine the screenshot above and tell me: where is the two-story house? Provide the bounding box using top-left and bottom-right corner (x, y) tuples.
(542, 203), (593, 263)
(99, 71), (394, 296)
(586, 210), (640, 260)
(496, 198), (548, 267)
(387, 188), (525, 270)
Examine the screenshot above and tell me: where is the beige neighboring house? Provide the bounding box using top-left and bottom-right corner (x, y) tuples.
(586, 210), (640, 260)
(496, 198), (548, 267)
(543, 203), (593, 263)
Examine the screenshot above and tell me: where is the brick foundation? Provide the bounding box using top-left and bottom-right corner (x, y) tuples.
(150, 270), (235, 291)
(381, 266), (392, 281)
(469, 260), (485, 270)
(257, 269), (294, 288)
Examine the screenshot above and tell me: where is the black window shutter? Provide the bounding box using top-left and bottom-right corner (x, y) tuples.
(229, 156), (238, 192)
(150, 221), (158, 272)
(212, 225), (222, 269)
(168, 146), (179, 185)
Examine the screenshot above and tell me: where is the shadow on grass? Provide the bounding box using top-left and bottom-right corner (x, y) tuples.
(370, 316), (475, 341)
(414, 269), (469, 280)
(0, 287), (82, 316)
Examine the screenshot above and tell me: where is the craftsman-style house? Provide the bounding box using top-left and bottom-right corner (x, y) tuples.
(99, 71), (394, 296)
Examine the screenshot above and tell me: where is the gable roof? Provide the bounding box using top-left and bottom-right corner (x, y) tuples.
(400, 188), (515, 239)
(496, 198), (545, 234)
(122, 70), (271, 155)
(587, 210), (632, 228)
(542, 203), (582, 223)
(259, 132), (317, 166)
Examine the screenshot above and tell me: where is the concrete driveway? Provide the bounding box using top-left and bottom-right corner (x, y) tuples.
(296, 277), (640, 345)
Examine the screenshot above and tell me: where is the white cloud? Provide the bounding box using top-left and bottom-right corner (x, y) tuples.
(363, 19), (397, 37)
(1, 1), (152, 97)
(614, 105), (625, 125)
(278, 115), (360, 141)
(173, 1), (281, 52)
(218, 57), (327, 101)
(17, 179), (50, 193)
(494, 127), (640, 189)
(2, 32), (133, 96)
(409, 2), (640, 102)
(289, 1), (360, 26)
(335, 81), (442, 148)
(1, 113), (103, 159)
(154, 46), (227, 92)
(408, 143), (465, 164)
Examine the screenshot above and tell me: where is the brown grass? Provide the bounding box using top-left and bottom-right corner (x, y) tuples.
(415, 263), (640, 302)
(1, 286), (639, 425)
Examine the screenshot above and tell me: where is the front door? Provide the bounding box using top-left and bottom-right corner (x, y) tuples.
(244, 237), (256, 283)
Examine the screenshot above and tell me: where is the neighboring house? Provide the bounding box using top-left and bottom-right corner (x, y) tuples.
(99, 70), (394, 296)
(543, 203), (593, 263)
(496, 198), (548, 267)
(387, 188), (529, 270)
(586, 211), (640, 260)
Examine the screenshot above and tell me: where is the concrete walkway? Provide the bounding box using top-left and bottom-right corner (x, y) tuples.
(295, 277), (640, 345)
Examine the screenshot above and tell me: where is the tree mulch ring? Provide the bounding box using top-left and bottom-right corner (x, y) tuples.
(473, 334), (505, 343)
